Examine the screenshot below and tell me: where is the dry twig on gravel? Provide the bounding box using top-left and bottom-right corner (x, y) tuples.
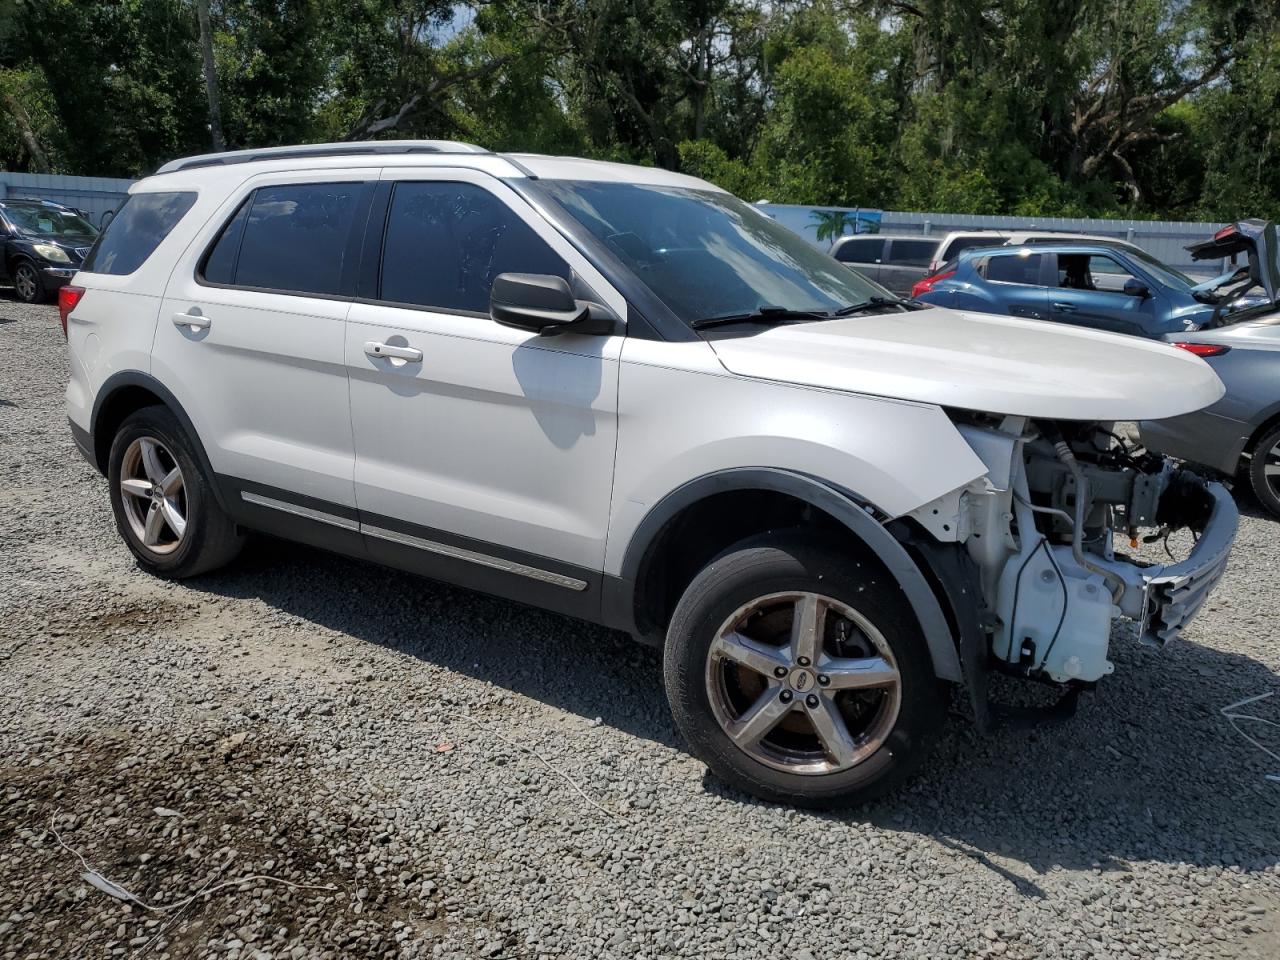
(454, 713), (629, 823)
(48, 814), (340, 914)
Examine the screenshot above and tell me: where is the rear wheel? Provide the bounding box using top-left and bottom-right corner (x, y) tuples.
(11, 259), (45, 304)
(107, 407), (243, 577)
(663, 534), (948, 807)
(1247, 423), (1280, 519)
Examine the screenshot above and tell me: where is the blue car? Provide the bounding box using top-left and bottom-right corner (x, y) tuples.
(910, 241), (1239, 340)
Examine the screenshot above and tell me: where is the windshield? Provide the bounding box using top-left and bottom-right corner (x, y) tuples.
(533, 180), (886, 324)
(1124, 247), (1194, 289)
(4, 204), (97, 238)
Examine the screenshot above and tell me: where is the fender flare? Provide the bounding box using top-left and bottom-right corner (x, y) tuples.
(89, 370), (230, 513)
(614, 468), (964, 682)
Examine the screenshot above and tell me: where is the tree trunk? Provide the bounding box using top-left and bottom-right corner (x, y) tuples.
(195, 0), (225, 152)
(0, 90), (50, 173)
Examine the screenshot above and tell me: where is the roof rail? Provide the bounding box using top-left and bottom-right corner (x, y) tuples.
(154, 140), (490, 175)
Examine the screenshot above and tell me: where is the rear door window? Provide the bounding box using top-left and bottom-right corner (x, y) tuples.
(884, 239), (938, 267)
(225, 183), (366, 296)
(378, 181), (569, 314)
(833, 238), (884, 264)
(81, 191), (197, 275)
(984, 252), (1043, 285)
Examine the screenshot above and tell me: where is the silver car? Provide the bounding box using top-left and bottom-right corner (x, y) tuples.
(1140, 220), (1280, 518)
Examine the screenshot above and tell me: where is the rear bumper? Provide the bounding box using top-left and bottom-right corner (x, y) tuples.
(68, 417), (98, 471)
(1139, 408), (1249, 476)
(1139, 481), (1238, 646)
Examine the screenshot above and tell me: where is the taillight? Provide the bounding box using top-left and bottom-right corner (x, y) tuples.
(911, 270), (955, 299)
(1173, 341), (1229, 358)
(58, 285), (84, 340)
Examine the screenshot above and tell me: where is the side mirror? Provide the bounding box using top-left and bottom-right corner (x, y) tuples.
(1123, 278), (1151, 299)
(490, 273), (615, 336)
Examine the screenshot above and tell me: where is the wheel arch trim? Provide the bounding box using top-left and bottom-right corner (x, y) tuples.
(88, 370), (230, 513)
(614, 467), (964, 682)
(1245, 401), (1280, 455)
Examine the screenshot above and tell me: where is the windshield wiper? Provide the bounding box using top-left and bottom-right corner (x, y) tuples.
(832, 296), (922, 316)
(690, 306), (832, 330)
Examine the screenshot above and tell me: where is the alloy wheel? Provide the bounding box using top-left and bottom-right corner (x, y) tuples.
(119, 436), (187, 555)
(705, 591), (901, 775)
(13, 263), (38, 302)
(1264, 438), (1280, 501)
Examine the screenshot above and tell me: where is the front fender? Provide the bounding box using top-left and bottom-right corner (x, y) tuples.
(611, 467), (965, 683)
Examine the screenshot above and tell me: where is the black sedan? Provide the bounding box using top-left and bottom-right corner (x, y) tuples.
(0, 199), (99, 303)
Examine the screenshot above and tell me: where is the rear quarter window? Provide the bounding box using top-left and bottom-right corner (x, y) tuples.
(81, 191), (197, 276)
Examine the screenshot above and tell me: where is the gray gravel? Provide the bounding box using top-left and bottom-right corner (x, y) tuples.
(2, 299), (1278, 960)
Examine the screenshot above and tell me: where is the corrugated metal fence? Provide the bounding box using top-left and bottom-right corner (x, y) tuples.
(0, 172), (133, 229)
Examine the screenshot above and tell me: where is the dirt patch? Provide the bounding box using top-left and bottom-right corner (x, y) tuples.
(0, 726), (465, 959)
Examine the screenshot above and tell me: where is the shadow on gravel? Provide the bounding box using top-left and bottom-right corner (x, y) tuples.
(192, 536), (679, 748)
(188, 536), (1279, 883)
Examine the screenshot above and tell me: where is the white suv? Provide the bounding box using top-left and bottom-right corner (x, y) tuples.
(63, 142), (1238, 806)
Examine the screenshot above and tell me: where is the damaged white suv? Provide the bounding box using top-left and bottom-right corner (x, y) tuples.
(63, 142), (1237, 806)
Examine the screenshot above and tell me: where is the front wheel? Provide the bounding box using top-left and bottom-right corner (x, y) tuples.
(11, 259), (46, 304)
(663, 534), (947, 808)
(1247, 423), (1280, 520)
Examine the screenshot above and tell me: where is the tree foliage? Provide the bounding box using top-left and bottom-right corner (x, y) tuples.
(0, 0), (1275, 221)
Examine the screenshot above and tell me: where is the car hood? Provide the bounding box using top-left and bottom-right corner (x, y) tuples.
(705, 306), (1225, 420)
(18, 232), (97, 249)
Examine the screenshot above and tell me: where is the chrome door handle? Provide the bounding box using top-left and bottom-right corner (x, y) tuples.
(364, 341), (422, 362)
(1051, 301), (1077, 312)
(173, 311), (211, 330)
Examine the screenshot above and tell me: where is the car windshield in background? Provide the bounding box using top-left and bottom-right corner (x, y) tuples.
(1125, 247), (1196, 289)
(533, 180), (885, 326)
(5, 204), (97, 238)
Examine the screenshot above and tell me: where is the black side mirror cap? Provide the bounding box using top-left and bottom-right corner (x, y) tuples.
(490, 273), (617, 336)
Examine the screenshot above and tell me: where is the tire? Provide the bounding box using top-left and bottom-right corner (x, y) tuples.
(11, 259), (46, 304)
(1247, 423), (1280, 520)
(107, 406), (244, 578)
(663, 533), (948, 808)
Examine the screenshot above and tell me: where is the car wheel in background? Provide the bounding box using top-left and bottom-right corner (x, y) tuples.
(107, 406), (244, 578)
(1247, 423), (1280, 520)
(11, 259), (46, 304)
(663, 533), (947, 808)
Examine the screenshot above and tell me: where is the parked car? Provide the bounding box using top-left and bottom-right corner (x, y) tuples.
(63, 141), (1236, 807)
(0, 198), (99, 303)
(1140, 220), (1280, 518)
(925, 229), (1147, 274)
(830, 230), (1148, 298)
(830, 234), (942, 296)
(910, 241), (1246, 339)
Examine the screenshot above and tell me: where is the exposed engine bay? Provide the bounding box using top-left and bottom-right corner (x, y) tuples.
(910, 413), (1238, 689)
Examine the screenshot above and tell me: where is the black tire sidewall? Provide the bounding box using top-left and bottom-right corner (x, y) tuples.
(107, 407), (221, 577)
(13, 260), (42, 304)
(1249, 425), (1280, 519)
(664, 536), (947, 808)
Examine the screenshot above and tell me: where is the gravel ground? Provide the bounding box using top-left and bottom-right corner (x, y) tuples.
(1, 299), (1278, 960)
